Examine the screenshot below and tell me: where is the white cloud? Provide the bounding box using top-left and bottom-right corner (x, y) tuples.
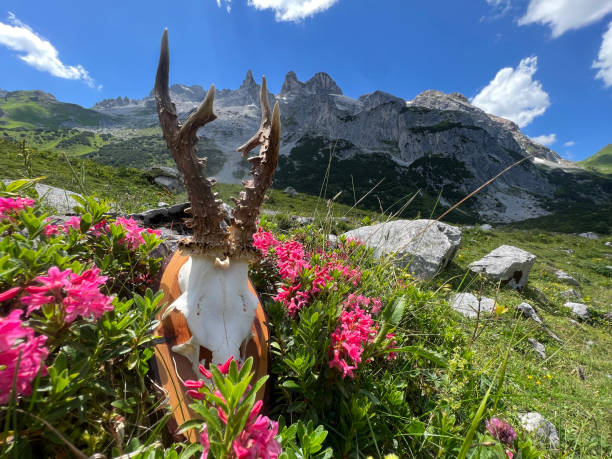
(485, 0), (511, 16)
(564, 140), (576, 147)
(216, 0), (339, 21)
(531, 133), (557, 146)
(0, 12), (97, 88)
(519, 0), (612, 38)
(593, 21), (612, 87)
(471, 56), (550, 128)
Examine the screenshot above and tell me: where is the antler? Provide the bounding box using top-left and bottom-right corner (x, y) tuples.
(230, 78), (281, 256)
(154, 29), (228, 255)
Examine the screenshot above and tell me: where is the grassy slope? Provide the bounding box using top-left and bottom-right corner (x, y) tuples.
(0, 138), (377, 221)
(580, 144), (612, 175)
(0, 90), (112, 129)
(439, 227), (611, 455)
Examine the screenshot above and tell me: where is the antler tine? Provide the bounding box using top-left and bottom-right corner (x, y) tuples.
(237, 77), (272, 157)
(230, 77), (281, 256)
(154, 29), (228, 255)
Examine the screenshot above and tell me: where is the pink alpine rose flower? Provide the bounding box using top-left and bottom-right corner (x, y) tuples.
(0, 310), (48, 404)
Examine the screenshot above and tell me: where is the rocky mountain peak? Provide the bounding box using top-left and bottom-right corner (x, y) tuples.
(280, 71), (302, 96)
(241, 70), (256, 88)
(304, 72), (342, 95)
(358, 90), (404, 110)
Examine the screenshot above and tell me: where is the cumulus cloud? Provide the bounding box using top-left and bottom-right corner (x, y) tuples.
(518, 0), (612, 37)
(531, 133), (557, 146)
(593, 21), (612, 87)
(216, 0), (339, 21)
(471, 57), (550, 128)
(0, 12), (97, 88)
(564, 140), (576, 147)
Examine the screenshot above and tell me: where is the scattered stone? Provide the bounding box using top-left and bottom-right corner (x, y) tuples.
(554, 269), (579, 286)
(561, 249), (574, 255)
(343, 219), (461, 280)
(585, 340), (595, 346)
(131, 202), (190, 226)
(578, 232), (599, 239)
(151, 227), (185, 259)
(517, 302), (543, 324)
(327, 234), (339, 248)
(157, 201), (170, 207)
(559, 289), (582, 300)
(468, 245), (536, 289)
(605, 241), (611, 246)
(528, 338), (546, 359)
(451, 293), (496, 319)
(564, 302), (589, 320)
(520, 412), (559, 448)
(283, 186), (299, 197)
(291, 215), (314, 226)
(531, 287), (549, 304)
(479, 224), (492, 231)
(146, 166), (183, 192)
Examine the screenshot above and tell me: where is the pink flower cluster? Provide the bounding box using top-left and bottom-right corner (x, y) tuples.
(0, 310), (48, 404)
(254, 230), (363, 317)
(0, 196), (35, 220)
(43, 216), (83, 237)
(329, 306), (377, 378)
(21, 266), (113, 323)
(186, 357), (281, 459)
(113, 217), (161, 249)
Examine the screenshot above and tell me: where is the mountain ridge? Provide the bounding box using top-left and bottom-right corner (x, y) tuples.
(1, 73), (610, 224)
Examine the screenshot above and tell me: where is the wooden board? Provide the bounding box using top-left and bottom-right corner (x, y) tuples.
(153, 251), (269, 442)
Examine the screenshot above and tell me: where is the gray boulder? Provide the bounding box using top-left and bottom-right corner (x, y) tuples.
(146, 166), (183, 193)
(283, 186), (299, 197)
(451, 293), (496, 318)
(479, 223), (493, 231)
(564, 302), (589, 320)
(520, 412), (559, 448)
(469, 245), (536, 288)
(528, 338), (546, 359)
(33, 183), (84, 214)
(342, 219), (461, 280)
(517, 302), (543, 324)
(554, 269), (579, 286)
(578, 232), (599, 239)
(559, 289), (582, 300)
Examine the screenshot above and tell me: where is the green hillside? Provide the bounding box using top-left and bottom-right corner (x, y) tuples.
(580, 144), (612, 175)
(0, 90), (114, 129)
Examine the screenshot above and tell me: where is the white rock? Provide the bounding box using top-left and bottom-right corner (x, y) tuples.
(517, 302), (543, 324)
(520, 412), (559, 448)
(451, 293), (496, 318)
(468, 245), (536, 288)
(342, 219), (461, 280)
(479, 224), (493, 231)
(554, 269), (579, 286)
(564, 302), (589, 320)
(283, 186), (299, 197)
(578, 232), (599, 239)
(605, 241), (611, 246)
(528, 338), (546, 359)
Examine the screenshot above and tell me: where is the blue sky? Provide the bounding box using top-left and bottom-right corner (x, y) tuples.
(1, 0), (611, 161)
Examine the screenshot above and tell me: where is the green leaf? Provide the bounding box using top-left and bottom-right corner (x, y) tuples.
(390, 346), (448, 368)
(282, 380), (301, 391)
(382, 295), (406, 327)
(178, 443), (203, 459)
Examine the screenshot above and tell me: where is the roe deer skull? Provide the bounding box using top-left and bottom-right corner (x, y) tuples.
(154, 29), (280, 374)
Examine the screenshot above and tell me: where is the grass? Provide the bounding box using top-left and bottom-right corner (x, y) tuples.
(580, 144), (612, 175)
(438, 226), (612, 456)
